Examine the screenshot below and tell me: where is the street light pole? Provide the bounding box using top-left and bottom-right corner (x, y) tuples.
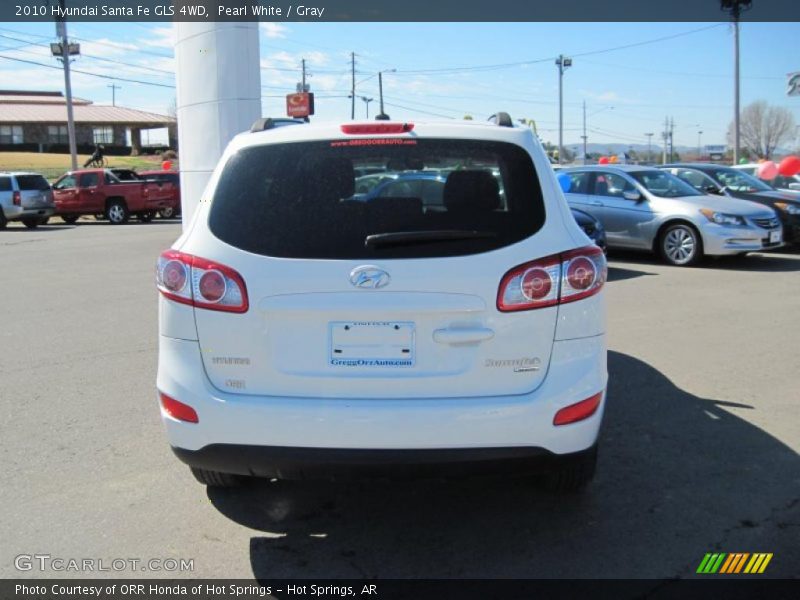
(56, 0), (78, 171)
(555, 55), (572, 165)
(377, 69), (395, 120)
(697, 130), (703, 159)
(645, 133), (653, 164)
(361, 97), (373, 119)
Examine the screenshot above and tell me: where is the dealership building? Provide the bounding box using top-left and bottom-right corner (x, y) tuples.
(0, 90), (176, 155)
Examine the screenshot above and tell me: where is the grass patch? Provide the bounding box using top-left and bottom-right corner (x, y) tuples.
(0, 152), (168, 181)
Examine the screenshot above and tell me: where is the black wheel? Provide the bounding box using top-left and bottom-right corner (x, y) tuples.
(659, 223), (703, 266)
(106, 200), (129, 224)
(158, 206), (175, 219)
(543, 446), (598, 493)
(0, 211), (7, 229)
(38, 217), (50, 226)
(22, 218), (39, 229)
(61, 214), (79, 224)
(190, 467), (242, 487)
(138, 211), (155, 223)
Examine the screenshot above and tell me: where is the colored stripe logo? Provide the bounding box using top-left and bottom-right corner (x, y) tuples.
(697, 553), (773, 574)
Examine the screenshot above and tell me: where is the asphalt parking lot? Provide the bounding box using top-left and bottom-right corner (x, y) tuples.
(1, 220), (798, 580)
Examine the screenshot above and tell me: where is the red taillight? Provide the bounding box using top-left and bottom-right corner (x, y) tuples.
(12, 191), (21, 206)
(155, 250), (248, 313)
(198, 270), (226, 303)
(159, 392), (198, 423)
(497, 245), (606, 312)
(553, 392), (603, 426)
(340, 123), (414, 135)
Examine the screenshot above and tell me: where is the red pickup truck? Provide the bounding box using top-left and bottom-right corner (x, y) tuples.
(52, 168), (174, 224)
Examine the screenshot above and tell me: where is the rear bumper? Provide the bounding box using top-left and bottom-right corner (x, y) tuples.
(158, 333), (607, 457)
(172, 443), (597, 480)
(3, 206), (55, 220)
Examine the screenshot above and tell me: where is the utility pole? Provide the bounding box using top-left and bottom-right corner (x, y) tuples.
(645, 133), (653, 164)
(301, 58), (306, 91)
(669, 118), (675, 162)
(662, 117), (669, 164)
(350, 52), (356, 120)
(55, 0), (78, 171)
(721, 1), (751, 164)
(555, 55), (572, 165)
(107, 83), (120, 106)
(581, 100), (588, 165)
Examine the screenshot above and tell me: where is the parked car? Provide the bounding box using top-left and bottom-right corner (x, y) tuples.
(52, 168), (174, 224)
(137, 170), (181, 218)
(562, 165), (782, 265)
(571, 207), (607, 252)
(156, 116), (608, 491)
(731, 163), (800, 193)
(662, 163), (800, 246)
(0, 172), (54, 229)
(352, 170), (447, 206)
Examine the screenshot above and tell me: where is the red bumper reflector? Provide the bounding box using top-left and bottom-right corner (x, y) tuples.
(553, 392), (603, 426)
(159, 392), (199, 423)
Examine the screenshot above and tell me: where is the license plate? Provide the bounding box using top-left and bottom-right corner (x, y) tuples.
(329, 321), (415, 367)
(769, 230), (781, 244)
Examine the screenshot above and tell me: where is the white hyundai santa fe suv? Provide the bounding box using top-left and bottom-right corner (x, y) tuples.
(156, 114), (608, 491)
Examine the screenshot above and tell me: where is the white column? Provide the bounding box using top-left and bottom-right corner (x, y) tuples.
(174, 22), (261, 228)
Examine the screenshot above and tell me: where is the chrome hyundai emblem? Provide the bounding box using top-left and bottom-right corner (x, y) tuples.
(349, 265), (390, 289)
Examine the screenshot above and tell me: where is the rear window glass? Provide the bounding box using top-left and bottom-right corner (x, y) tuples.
(209, 138), (545, 259)
(0, 177), (11, 192)
(16, 175), (50, 191)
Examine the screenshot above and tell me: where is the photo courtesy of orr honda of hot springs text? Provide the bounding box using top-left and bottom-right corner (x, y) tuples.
(155, 115), (608, 492)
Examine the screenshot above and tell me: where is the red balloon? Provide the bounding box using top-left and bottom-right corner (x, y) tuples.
(598, 156), (610, 165)
(777, 155), (800, 177)
(162, 160), (172, 171)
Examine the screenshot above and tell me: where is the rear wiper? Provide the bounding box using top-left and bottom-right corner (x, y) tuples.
(365, 230), (496, 249)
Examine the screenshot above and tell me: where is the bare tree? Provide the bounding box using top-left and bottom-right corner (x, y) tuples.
(728, 101), (796, 159)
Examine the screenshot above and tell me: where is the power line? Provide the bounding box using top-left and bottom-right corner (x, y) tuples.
(382, 101), (456, 119)
(393, 23), (725, 76)
(0, 53), (176, 88)
(0, 33), (176, 77)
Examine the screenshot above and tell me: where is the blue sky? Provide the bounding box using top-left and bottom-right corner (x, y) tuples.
(0, 21), (798, 149)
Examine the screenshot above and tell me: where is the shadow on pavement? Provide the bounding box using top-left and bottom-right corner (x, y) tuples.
(704, 253), (800, 273)
(206, 351), (799, 579)
(607, 266), (657, 282)
(608, 248), (800, 273)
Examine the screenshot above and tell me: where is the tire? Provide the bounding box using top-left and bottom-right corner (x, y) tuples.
(106, 200), (129, 224)
(158, 206), (175, 219)
(38, 217), (50, 226)
(0, 211), (7, 229)
(61, 214), (79, 224)
(190, 467), (242, 488)
(22, 218), (39, 229)
(138, 211), (155, 223)
(543, 446), (598, 493)
(659, 223), (703, 266)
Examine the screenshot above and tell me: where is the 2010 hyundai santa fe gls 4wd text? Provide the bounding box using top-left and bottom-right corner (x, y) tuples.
(155, 115), (608, 492)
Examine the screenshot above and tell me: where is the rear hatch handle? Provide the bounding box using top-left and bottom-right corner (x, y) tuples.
(433, 327), (495, 345)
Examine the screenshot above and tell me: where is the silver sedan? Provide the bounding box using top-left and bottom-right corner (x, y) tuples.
(560, 165), (783, 266)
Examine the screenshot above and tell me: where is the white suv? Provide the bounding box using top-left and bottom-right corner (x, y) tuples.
(156, 115), (608, 491)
